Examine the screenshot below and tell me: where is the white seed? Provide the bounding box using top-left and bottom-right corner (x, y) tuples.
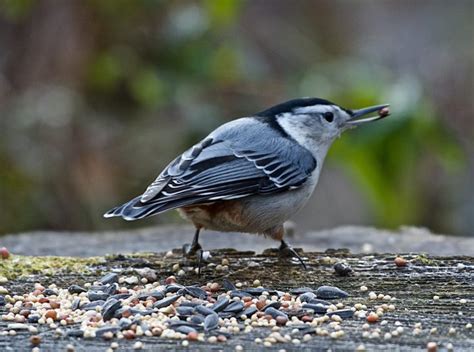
(433, 295), (440, 300)
(360, 286), (368, 292)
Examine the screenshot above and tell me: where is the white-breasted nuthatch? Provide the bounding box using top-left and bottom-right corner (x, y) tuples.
(104, 98), (390, 268)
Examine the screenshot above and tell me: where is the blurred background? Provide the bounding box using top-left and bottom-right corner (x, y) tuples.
(0, 0), (472, 237)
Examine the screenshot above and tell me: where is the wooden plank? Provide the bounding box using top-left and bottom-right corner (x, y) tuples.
(0, 247), (472, 351)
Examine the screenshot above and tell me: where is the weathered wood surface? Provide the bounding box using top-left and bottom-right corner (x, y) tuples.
(0, 246), (473, 351)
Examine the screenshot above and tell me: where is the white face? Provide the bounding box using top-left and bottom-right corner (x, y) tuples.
(276, 104), (353, 156)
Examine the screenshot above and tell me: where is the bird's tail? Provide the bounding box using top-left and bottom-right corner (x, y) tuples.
(103, 196), (164, 221)
(103, 195), (206, 221)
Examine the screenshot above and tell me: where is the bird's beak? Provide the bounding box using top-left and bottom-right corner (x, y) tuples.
(346, 104), (390, 125)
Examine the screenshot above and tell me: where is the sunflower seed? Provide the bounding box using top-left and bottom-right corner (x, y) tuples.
(177, 306), (194, 316)
(315, 285), (349, 299)
(102, 299), (121, 321)
(223, 278), (236, 291)
(327, 309), (354, 319)
(204, 313), (219, 331)
(100, 273), (119, 285)
(88, 291), (109, 302)
(211, 296), (230, 312)
(265, 307), (287, 319)
(68, 285), (87, 294)
(223, 301), (244, 313)
(195, 305), (216, 316)
(153, 295), (180, 309)
(299, 292), (316, 303)
(290, 287), (314, 295)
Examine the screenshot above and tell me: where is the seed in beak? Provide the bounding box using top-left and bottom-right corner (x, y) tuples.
(378, 107), (390, 117)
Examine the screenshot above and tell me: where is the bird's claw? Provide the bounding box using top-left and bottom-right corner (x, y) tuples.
(182, 242), (202, 257)
(279, 240), (307, 270)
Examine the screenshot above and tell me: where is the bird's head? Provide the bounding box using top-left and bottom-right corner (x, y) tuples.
(257, 97), (390, 153)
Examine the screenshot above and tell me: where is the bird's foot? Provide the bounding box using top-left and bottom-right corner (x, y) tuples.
(182, 242), (211, 276)
(279, 240), (307, 270)
(182, 241), (202, 257)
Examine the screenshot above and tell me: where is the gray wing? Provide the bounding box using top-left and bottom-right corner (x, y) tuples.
(104, 120), (316, 220)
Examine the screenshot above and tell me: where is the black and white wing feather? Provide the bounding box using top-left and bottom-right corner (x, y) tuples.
(104, 118), (317, 220)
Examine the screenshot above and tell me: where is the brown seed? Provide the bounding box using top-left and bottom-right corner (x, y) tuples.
(302, 315), (313, 322)
(122, 309), (132, 318)
(0, 247), (10, 259)
(367, 313), (379, 323)
(427, 341), (437, 352)
(30, 335), (41, 346)
(123, 330), (136, 340)
(209, 283), (220, 292)
(378, 107), (390, 117)
(281, 302), (290, 309)
(50, 301), (60, 309)
(38, 297), (49, 304)
(217, 335), (227, 342)
(394, 257), (407, 267)
(19, 310), (30, 318)
(187, 331), (198, 341)
(276, 316), (288, 326)
(256, 300), (266, 310)
(165, 276), (177, 285)
(45, 310), (57, 321)
(242, 296), (252, 302)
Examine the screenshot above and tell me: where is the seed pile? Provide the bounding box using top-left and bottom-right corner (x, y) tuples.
(0, 253), (471, 351)
(0, 269), (391, 349)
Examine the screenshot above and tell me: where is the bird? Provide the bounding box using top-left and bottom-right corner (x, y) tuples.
(104, 97), (390, 270)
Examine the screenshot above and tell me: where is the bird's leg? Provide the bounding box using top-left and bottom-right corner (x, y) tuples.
(182, 227), (207, 275)
(279, 239), (307, 270)
(267, 225), (307, 270)
(182, 227), (202, 256)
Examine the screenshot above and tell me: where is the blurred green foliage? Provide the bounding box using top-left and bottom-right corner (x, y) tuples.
(0, 0), (471, 235)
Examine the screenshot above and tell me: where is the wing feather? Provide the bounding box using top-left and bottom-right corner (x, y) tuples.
(104, 118), (317, 220)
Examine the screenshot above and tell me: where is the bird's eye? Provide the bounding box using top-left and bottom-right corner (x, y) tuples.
(323, 112), (334, 122)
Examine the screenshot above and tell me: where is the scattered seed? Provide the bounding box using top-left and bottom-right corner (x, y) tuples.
(367, 313), (378, 323)
(315, 286), (348, 299)
(394, 257), (407, 267)
(0, 247), (10, 260)
(427, 341), (437, 352)
(334, 262), (353, 276)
